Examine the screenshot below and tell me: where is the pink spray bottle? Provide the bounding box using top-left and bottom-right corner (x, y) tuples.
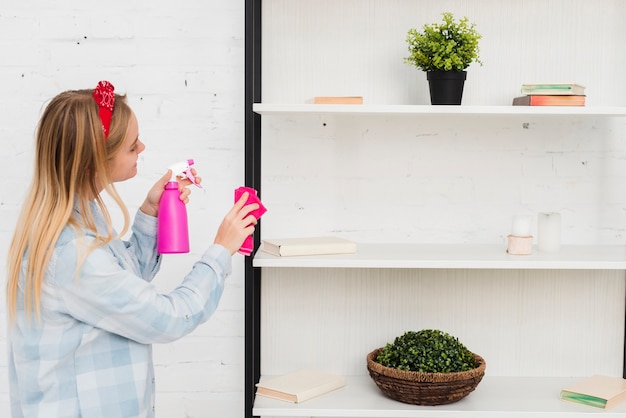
(157, 159), (202, 254)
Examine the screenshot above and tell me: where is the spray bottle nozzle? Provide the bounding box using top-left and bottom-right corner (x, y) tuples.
(169, 159), (202, 188)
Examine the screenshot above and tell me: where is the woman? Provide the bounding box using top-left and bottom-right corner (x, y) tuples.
(6, 81), (258, 417)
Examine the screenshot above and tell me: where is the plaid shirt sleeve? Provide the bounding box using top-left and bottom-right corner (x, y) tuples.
(124, 209), (163, 282)
(52, 214), (232, 344)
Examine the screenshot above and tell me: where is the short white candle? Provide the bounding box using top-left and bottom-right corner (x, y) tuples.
(511, 215), (532, 237)
(537, 212), (561, 252)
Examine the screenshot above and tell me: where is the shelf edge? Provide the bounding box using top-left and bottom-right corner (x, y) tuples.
(252, 103), (626, 117)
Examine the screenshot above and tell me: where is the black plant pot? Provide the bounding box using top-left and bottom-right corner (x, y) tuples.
(427, 70), (467, 105)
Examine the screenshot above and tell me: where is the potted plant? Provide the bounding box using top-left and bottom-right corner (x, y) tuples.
(366, 329), (486, 405)
(405, 12), (482, 105)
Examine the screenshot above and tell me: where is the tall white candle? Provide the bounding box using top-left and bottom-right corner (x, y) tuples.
(511, 215), (532, 237)
(537, 212), (561, 252)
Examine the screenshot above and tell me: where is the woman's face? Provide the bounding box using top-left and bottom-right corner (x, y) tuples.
(108, 111), (145, 183)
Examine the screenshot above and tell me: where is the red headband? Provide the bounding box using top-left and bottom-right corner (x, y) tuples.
(93, 81), (115, 139)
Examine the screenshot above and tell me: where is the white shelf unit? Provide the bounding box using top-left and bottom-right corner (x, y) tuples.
(254, 375), (626, 417)
(253, 103), (626, 118)
(251, 107), (626, 418)
(253, 243), (626, 270)
(246, 2), (626, 417)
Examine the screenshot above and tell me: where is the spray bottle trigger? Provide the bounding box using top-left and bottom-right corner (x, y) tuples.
(184, 168), (202, 188)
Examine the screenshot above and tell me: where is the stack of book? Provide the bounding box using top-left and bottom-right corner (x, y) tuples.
(512, 83), (586, 106)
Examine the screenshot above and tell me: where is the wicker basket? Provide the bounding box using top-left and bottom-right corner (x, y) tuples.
(366, 347), (486, 406)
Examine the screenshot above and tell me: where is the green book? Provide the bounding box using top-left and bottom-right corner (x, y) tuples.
(521, 83), (585, 95)
(560, 375), (626, 410)
(560, 390), (608, 408)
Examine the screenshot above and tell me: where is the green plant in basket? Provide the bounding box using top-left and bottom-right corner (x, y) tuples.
(404, 12), (482, 72)
(376, 329), (475, 373)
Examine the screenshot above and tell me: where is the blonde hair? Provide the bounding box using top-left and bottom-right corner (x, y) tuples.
(6, 87), (132, 321)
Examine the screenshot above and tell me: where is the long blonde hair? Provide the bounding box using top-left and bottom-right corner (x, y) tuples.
(7, 87), (132, 321)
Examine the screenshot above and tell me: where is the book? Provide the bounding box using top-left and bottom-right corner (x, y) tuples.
(512, 94), (585, 106)
(260, 236), (357, 257)
(313, 96), (363, 104)
(255, 369), (346, 403)
(560, 375), (626, 409)
(520, 83), (585, 95)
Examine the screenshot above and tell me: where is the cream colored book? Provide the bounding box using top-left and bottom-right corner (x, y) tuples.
(260, 236), (357, 257)
(313, 96), (363, 104)
(255, 369), (346, 403)
(560, 375), (626, 409)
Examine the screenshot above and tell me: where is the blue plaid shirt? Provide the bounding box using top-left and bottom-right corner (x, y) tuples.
(8, 202), (231, 417)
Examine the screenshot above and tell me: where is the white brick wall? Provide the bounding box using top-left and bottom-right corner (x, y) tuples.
(0, 1), (246, 416)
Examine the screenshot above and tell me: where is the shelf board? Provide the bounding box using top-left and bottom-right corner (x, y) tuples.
(252, 243), (626, 270)
(253, 103), (626, 117)
(253, 375), (626, 417)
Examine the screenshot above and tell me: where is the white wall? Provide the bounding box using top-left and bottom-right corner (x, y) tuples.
(0, 1), (246, 416)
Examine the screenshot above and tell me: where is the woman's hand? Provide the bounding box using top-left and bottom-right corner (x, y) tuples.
(140, 169), (202, 217)
(214, 192), (260, 255)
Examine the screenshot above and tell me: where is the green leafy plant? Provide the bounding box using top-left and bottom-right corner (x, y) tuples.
(405, 12), (482, 72)
(376, 329), (476, 373)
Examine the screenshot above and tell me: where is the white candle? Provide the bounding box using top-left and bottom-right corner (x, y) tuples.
(537, 212), (561, 252)
(511, 215), (532, 237)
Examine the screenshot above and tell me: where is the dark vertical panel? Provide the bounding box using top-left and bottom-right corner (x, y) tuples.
(244, 0), (262, 417)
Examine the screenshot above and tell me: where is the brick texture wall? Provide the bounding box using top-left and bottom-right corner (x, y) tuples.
(0, 1), (246, 416)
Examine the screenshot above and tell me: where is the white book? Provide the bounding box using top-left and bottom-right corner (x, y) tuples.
(260, 236), (357, 257)
(255, 369), (346, 403)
